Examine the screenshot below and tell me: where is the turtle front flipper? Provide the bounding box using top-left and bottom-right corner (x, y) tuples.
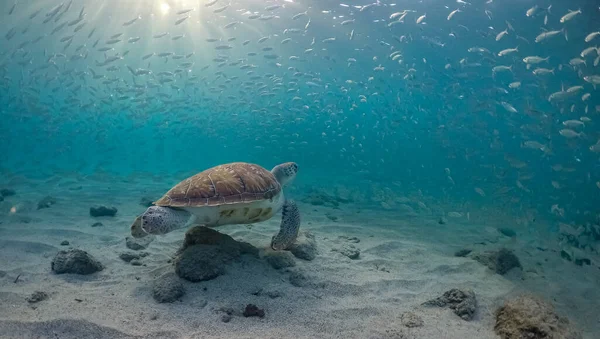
(141, 206), (194, 235)
(271, 200), (300, 250)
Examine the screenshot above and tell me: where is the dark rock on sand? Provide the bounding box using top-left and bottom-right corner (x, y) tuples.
(175, 245), (227, 282)
(400, 312), (424, 328)
(560, 250), (572, 261)
(243, 304), (265, 318)
(472, 248), (522, 275)
(574, 257), (591, 266)
(119, 252), (141, 262)
(89, 206), (117, 217)
(423, 288), (477, 321)
(339, 235), (361, 243)
(139, 197), (154, 207)
(27, 291), (49, 303)
(51, 249), (103, 275)
(454, 249), (472, 257)
(37, 196), (57, 210)
(494, 295), (582, 339)
(0, 188), (16, 197)
(153, 272), (185, 303)
(498, 227), (517, 238)
(178, 226), (258, 257)
(60, 240), (69, 246)
(221, 314), (232, 323)
(125, 236), (153, 250)
(333, 244), (360, 259)
(288, 231), (317, 261)
(91, 222), (103, 227)
(264, 250), (296, 269)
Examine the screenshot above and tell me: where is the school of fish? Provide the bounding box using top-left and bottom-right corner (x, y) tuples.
(0, 1), (599, 231)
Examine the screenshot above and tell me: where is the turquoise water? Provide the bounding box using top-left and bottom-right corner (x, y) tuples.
(0, 0), (599, 336)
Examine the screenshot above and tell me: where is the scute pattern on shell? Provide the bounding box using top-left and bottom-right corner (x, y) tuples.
(154, 163), (281, 207)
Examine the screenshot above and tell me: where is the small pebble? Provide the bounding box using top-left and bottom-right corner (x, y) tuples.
(91, 222), (103, 227)
(221, 314), (232, 323)
(60, 240), (69, 246)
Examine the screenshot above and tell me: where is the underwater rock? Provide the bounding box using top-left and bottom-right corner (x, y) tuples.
(60, 240), (69, 246)
(560, 250), (572, 261)
(89, 205), (117, 217)
(333, 244), (360, 259)
(221, 314), (232, 323)
(339, 235), (360, 243)
(472, 248), (522, 275)
(174, 245), (230, 282)
(243, 304), (265, 318)
(178, 226), (258, 258)
(438, 217), (447, 225)
(37, 196), (57, 210)
(454, 249), (472, 257)
(288, 271), (311, 287)
(264, 250), (296, 269)
(423, 288), (477, 321)
(91, 222), (103, 227)
(152, 272), (185, 303)
(139, 197), (154, 207)
(125, 236), (153, 251)
(0, 188), (16, 197)
(574, 257), (591, 266)
(130, 259), (143, 266)
(498, 227), (517, 238)
(400, 312), (424, 328)
(27, 291), (49, 303)
(119, 252), (141, 263)
(0, 196), (3, 202)
(494, 295), (582, 339)
(51, 249), (103, 275)
(288, 231), (317, 261)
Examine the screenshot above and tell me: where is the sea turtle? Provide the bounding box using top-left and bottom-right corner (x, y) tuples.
(130, 162), (300, 250)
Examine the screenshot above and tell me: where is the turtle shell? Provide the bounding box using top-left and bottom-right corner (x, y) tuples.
(154, 162), (281, 207)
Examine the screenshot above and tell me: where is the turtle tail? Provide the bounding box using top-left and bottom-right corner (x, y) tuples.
(271, 200), (300, 250)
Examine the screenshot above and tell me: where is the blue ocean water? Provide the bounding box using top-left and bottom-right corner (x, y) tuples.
(0, 0), (599, 337)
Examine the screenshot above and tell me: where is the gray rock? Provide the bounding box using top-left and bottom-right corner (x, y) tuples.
(423, 288), (477, 321)
(37, 196), (57, 210)
(288, 231), (317, 261)
(178, 226), (258, 257)
(498, 227), (517, 238)
(0, 188), (16, 197)
(288, 271), (310, 287)
(51, 249), (103, 275)
(264, 251), (296, 269)
(473, 248), (521, 275)
(174, 227), (259, 282)
(334, 244), (360, 259)
(153, 272), (185, 303)
(495, 295), (582, 339)
(400, 312), (424, 328)
(91, 222), (103, 227)
(60, 240), (69, 246)
(221, 314), (232, 323)
(27, 291), (48, 303)
(454, 249), (472, 257)
(125, 236), (153, 251)
(174, 245), (228, 282)
(89, 206), (117, 217)
(119, 252), (141, 262)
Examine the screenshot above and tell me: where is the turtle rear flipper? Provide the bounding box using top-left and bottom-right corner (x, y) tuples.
(271, 200), (300, 250)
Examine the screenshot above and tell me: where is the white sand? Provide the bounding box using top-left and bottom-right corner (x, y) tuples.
(0, 174), (598, 339)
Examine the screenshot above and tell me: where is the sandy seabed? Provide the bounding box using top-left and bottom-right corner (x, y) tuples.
(0, 174), (598, 339)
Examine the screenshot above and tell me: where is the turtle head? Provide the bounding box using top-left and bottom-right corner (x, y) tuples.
(140, 206), (192, 235)
(130, 215), (148, 238)
(271, 162), (298, 187)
